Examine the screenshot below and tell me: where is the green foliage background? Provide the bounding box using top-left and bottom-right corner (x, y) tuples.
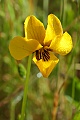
(0, 0), (80, 120)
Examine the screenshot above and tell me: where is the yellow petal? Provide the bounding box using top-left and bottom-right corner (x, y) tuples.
(33, 52), (59, 77)
(44, 14), (63, 46)
(50, 32), (73, 55)
(24, 15), (45, 45)
(9, 36), (42, 60)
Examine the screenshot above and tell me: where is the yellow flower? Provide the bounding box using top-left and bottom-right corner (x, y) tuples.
(9, 14), (73, 77)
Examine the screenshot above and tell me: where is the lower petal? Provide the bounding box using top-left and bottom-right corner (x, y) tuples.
(9, 36), (42, 60)
(50, 32), (73, 55)
(33, 52), (59, 77)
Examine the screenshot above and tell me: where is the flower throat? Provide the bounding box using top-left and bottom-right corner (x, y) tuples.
(36, 47), (51, 61)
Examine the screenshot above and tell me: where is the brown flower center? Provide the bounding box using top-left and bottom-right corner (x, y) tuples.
(36, 47), (52, 61)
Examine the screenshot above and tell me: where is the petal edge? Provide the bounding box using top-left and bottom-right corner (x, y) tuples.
(50, 32), (73, 55)
(9, 36), (42, 60)
(44, 14), (63, 46)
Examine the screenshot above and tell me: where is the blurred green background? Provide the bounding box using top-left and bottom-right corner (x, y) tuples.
(0, 0), (80, 120)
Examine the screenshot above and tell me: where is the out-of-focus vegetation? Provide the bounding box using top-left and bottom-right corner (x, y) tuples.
(0, 0), (80, 120)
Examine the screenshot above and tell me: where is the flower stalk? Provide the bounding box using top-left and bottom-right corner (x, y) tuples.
(20, 54), (32, 120)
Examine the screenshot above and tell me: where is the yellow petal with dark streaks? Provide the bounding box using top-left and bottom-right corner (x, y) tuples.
(24, 15), (45, 45)
(33, 52), (59, 77)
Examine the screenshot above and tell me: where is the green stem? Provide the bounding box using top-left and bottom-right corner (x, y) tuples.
(72, 0), (80, 101)
(20, 54), (32, 120)
(55, 62), (59, 90)
(43, 0), (49, 26)
(10, 100), (15, 120)
(72, 62), (75, 102)
(72, 77), (75, 100)
(60, 0), (65, 25)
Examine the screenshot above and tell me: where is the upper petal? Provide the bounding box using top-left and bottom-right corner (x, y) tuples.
(24, 15), (45, 45)
(33, 52), (59, 77)
(9, 36), (42, 60)
(50, 32), (73, 55)
(44, 14), (63, 46)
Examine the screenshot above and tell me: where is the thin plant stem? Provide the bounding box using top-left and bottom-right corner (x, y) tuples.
(72, 59), (76, 100)
(20, 54), (32, 120)
(10, 100), (15, 120)
(43, 0), (49, 26)
(60, 0), (64, 24)
(72, 0), (79, 101)
(29, 0), (34, 14)
(71, 53), (76, 111)
(72, 75), (75, 100)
